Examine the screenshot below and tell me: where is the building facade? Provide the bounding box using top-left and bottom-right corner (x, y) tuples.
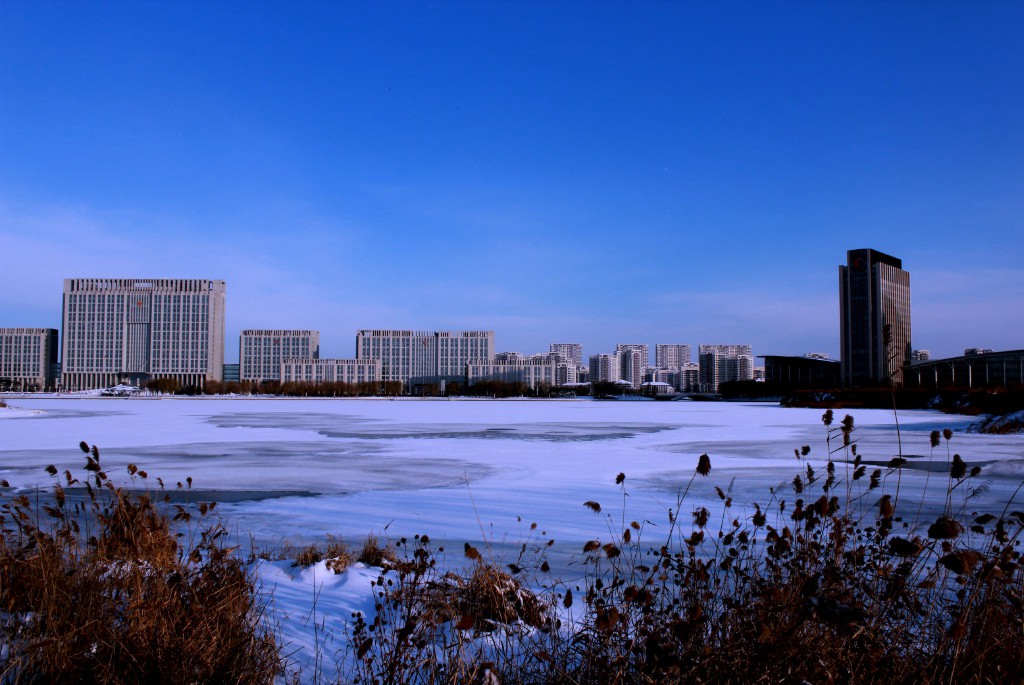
(355, 329), (494, 386)
(655, 344), (692, 369)
(904, 350), (1024, 390)
(549, 343), (583, 367)
(0, 328), (59, 391)
(280, 358), (381, 385)
(222, 363), (240, 384)
(680, 362), (700, 392)
(618, 349), (645, 389)
(240, 329), (320, 383)
(61, 278), (225, 390)
(467, 357), (559, 390)
(615, 344), (649, 369)
(589, 353), (619, 383)
(839, 249), (911, 387)
(698, 344), (754, 393)
(761, 354), (840, 389)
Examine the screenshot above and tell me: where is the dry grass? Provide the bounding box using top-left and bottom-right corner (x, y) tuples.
(356, 532), (397, 567)
(288, 535), (356, 574)
(0, 442), (280, 684)
(337, 412), (1024, 685)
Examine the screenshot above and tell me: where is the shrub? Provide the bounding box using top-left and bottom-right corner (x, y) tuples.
(0, 442), (280, 684)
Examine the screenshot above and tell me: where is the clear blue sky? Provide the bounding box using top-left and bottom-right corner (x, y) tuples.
(2, 1), (1021, 362)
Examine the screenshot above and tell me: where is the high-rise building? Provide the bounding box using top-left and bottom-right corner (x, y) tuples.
(61, 278), (225, 390)
(839, 249), (911, 387)
(0, 328), (59, 391)
(697, 344), (753, 392)
(655, 344), (692, 368)
(615, 344), (649, 369)
(549, 343), (583, 367)
(680, 362), (700, 392)
(240, 330), (320, 383)
(618, 348), (645, 389)
(355, 330), (494, 387)
(589, 353), (619, 383)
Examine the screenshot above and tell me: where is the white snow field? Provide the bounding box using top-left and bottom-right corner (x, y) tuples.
(2, 396), (1022, 680)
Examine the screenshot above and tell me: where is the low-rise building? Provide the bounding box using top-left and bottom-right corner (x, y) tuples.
(467, 357), (559, 390)
(280, 358), (381, 385)
(760, 354), (840, 389)
(904, 350), (1024, 389)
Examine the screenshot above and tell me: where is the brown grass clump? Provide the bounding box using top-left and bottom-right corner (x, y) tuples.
(288, 535), (355, 574)
(356, 532), (397, 567)
(293, 544), (325, 568)
(0, 442), (279, 684)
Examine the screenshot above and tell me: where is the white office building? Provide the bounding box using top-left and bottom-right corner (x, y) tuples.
(467, 356), (559, 390)
(355, 329), (495, 387)
(0, 328), (58, 391)
(240, 330), (320, 383)
(280, 358), (381, 385)
(61, 278), (225, 390)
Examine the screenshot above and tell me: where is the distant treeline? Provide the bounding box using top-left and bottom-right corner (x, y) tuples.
(144, 378), (404, 397)
(709, 381), (1024, 421)
(142, 377), (659, 399)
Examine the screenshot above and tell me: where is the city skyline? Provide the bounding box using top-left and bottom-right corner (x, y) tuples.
(2, 3), (1022, 360)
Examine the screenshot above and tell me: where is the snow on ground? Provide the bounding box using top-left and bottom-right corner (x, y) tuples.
(2, 396), (1022, 681)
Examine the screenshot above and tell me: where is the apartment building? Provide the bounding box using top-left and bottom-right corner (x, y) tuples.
(549, 343), (583, 367)
(698, 344), (754, 393)
(655, 344), (692, 368)
(589, 353), (619, 383)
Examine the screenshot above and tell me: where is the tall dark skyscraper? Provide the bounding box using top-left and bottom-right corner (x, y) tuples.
(839, 249), (911, 387)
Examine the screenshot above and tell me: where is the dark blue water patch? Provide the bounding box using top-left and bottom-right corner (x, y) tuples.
(0, 440), (495, 495)
(28, 487), (319, 506)
(205, 412), (678, 442)
(8, 408), (129, 420)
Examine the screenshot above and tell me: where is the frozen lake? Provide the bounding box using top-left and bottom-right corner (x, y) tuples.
(3, 397), (1022, 560)
(4, 395), (1024, 680)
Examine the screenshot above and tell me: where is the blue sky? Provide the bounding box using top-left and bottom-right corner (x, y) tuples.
(1, 1), (1021, 362)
